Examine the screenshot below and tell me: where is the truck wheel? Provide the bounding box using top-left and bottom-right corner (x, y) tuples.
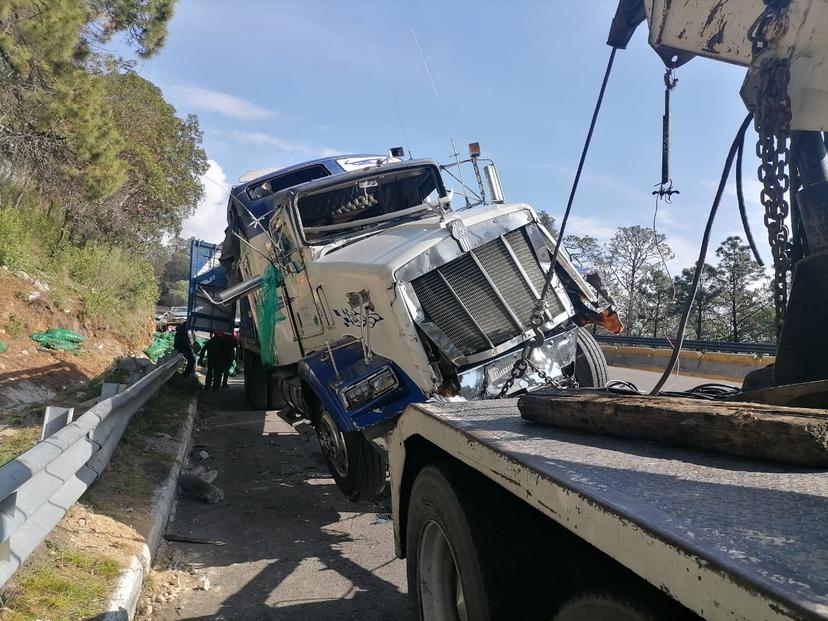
(267, 373), (285, 410)
(553, 588), (665, 621)
(315, 406), (386, 501)
(406, 466), (491, 621)
(574, 328), (608, 388)
(244, 349), (268, 410)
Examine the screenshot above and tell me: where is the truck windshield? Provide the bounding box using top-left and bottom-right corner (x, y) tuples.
(298, 167), (441, 242)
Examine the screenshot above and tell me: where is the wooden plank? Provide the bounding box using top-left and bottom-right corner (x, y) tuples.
(518, 390), (828, 467)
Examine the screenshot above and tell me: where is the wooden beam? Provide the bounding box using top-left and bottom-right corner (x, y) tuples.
(518, 390), (828, 467)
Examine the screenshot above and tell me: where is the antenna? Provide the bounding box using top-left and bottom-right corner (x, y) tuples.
(410, 27), (468, 205)
(393, 89), (413, 159)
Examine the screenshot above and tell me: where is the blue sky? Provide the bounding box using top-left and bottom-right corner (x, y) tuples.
(128, 0), (766, 269)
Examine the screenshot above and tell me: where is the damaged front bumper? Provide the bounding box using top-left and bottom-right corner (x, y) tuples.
(457, 327), (578, 399)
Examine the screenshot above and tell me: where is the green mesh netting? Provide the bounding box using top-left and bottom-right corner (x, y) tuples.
(31, 328), (85, 352)
(256, 264), (285, 369)
(143, 330), (175, 362)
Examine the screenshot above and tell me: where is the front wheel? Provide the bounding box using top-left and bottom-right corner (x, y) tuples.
(314, 405), (386, 501)
(573, 328), (608, 388)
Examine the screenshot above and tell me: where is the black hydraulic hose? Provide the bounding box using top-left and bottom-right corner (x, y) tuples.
(541, 46), (618, 301)
(650, 112), (754, 395)
(736, 133), (765, 266)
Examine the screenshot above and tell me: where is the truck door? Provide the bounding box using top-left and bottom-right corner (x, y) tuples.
(271, 213), (325, 340)
(188, 239), (237, 334)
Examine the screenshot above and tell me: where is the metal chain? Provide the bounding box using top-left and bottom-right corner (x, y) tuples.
(495, 47), (618, 398)
(748, 0), (792, 339)
(495, 314), (556, 398)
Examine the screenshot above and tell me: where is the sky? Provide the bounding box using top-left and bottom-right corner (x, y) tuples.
(125, 0), (768, 271)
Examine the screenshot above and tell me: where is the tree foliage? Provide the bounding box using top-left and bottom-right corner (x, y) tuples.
(94, 71), (207, 247)
(560, 227), (775, 343)
(714, 236), (770, 341)
(601, 226), (673, 337)
(0, 1), (188, 209)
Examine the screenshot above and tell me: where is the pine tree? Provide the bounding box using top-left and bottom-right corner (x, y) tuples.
(638, 267), (676, 338)
(603, 226), (673, 336)
(714, 236), (770, 342)
(673, 264), (721, 340)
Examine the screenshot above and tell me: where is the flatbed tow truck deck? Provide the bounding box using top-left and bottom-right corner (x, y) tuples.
(389, 400), (828, 621)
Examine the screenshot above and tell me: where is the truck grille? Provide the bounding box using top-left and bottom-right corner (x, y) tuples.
(411, 227), (566, 356)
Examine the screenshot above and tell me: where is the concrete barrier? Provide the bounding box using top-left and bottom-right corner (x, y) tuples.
(601, 345), (775, 382)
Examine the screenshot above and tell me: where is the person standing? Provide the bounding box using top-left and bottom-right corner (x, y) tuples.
(200, 332), (236, 391)
(174, 324), (196, 375)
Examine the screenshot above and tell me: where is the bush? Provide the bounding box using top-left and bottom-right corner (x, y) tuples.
(0, 204), (41, 271)
(56, 243), (158, 317)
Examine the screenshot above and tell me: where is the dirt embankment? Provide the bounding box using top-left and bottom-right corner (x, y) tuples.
(0, 268), (154, 458)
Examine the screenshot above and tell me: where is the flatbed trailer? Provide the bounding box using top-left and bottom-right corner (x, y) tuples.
(388, 399), (828, 620)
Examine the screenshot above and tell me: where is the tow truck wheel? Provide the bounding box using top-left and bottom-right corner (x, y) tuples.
(574, 328), (608, 388)
(407, 466), (491, 621)
(313, 405), (386, 501)
(553, 588), (664, 621)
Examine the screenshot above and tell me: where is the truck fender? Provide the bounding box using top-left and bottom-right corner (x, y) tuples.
(298, 337), (424, 434)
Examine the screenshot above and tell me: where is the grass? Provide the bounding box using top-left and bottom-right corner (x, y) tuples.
(1, 542), (121, 621)
(125, 382), (192, 440)
(4, 315), (27, 339)
(83, 379), (194, 510)
(0, 427), (40, 466)
(0, 184), (158, 335)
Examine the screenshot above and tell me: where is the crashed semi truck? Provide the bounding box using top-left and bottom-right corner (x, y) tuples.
(188, 152), (618, 500)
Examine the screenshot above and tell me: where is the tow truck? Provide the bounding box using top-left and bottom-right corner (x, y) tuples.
(386, 1), (828, 620)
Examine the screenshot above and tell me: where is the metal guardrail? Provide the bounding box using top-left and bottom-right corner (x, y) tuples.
(595, 334), (776, 355)
(0, 354), (183, 588)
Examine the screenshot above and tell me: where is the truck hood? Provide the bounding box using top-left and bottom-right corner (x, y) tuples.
(310, 202), (537, 282)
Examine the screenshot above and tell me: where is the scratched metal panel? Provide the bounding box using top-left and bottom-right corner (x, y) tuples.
(413, 399), (828, 619)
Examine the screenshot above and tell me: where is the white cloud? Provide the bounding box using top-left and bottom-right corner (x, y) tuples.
(228, 130), (340, 158)
(171, 86), (275, 120)
(565, 215), (618, 241)
(182, 159), (230, 243)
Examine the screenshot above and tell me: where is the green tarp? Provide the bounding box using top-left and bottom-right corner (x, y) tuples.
(31, 328), (85, 352)
(255, 265), (285, 369)
(143, 330), (175, 363)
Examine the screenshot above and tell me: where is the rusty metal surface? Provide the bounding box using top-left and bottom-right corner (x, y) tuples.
(416, 399), (828, 618)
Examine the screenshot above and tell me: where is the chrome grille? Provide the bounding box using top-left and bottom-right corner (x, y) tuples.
(411, 226), (567, 356)
(505, 229), (566, 317)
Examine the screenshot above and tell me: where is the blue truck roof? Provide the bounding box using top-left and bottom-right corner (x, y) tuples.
(230, 154), (389, 217)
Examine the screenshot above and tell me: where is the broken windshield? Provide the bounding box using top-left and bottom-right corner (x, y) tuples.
(298, 166), (442, 243)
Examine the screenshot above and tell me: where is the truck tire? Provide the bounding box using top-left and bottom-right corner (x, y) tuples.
(267, 373), (285, 410)
(244, 349), (268, 410)
(553, 587), (667, 621)
(406, 463), (576, 619)
(314, 405), (386, 501)
(574, 328), (608, 388)
(406, 465), (492, 621)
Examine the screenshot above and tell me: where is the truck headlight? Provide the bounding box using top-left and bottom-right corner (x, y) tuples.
(343, 368), (399, 409)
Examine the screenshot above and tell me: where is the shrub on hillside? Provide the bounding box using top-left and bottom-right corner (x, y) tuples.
(56, 244), (158, 317)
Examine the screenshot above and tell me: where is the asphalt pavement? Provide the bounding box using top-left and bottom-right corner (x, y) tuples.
(607, 365), (738, 393)
(147, 378), (408, 621)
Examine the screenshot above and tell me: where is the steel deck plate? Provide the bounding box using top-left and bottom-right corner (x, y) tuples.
(411, 399), (828, 619)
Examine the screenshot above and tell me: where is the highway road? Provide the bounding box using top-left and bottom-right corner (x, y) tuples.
(607, 365), (739, 393)
(142, 366), (738, 620)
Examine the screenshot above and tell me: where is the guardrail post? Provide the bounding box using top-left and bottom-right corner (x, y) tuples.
(0, 492), (16, 563)
(40, 406), (75, 441)
(100, 383), (126, 399)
